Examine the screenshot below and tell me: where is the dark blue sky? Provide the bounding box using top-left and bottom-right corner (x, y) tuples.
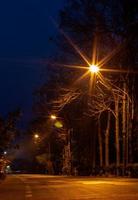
(0, 0), (64, 126)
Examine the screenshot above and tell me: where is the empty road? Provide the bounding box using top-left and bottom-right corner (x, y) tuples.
(0, 175), (138, 200)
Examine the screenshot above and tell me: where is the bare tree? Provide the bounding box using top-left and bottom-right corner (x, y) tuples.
(105, 111), (111, 169)
(98, 117), (103, 168)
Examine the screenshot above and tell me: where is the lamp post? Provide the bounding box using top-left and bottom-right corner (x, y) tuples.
(88, 64), (100, 172)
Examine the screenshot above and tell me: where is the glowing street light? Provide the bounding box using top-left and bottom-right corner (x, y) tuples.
(50, 114), (57, 120)
(89, 64), (100, 73)
(50, 114), (63, 128)
(34, 134), (39, 139)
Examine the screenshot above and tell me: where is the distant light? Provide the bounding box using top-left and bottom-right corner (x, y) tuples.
(50, 114), (57, 120)
(54, 121), (63, 129)
(4, 151), (7, 155)
(6, 165), (10, 169)
(89, 64), (99, 73)
(34, 134), (39, 139)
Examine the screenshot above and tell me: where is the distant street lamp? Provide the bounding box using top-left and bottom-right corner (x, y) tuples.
(49, 114), (72, 175)
(50, 114), (57, 120)
(4, 151), (7, 155)
(33, 133), (40, 145)
(34, 134), (39, 139)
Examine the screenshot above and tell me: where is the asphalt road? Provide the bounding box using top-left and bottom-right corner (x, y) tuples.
(0, 175), (138, 200)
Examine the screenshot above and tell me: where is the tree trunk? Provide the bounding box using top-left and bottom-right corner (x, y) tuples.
(105, 111), (111, 170)
(129, 90), (134, 164)
(98, 118), (103, 168)
(126, 95), (129, 166)
(122, 82), (127, 176)
(114, 94), (120, 175)
(92, 130), (96, 171)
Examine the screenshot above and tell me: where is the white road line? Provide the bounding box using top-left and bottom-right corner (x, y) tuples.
(17, 176), (33, 199)
(25, 185), (32, 199)
(25, 194), (32, 198)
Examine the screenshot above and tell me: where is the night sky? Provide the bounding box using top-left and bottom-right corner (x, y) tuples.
(0, 0), (64, 126)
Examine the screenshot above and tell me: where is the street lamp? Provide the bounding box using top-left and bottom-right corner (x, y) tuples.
(49, 114), (72, 175)
(89, 64), (100, 73)
(50, 114), (57, 120)
(50, 114), (64, 129)
(4, 151), (7, 155)
(34, 134), (39, 139)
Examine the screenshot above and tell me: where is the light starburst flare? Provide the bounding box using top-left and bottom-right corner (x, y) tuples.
(89, 64), (100, 73)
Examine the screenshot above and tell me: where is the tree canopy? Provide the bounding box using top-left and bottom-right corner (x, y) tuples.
(32, 0), (138, 176)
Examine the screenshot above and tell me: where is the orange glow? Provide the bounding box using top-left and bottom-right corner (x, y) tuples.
(53, 24), (135, 77)
(97, 72), (111, 90)
(51, 23), (135, 100)
(91, 36), (98, 66)
(74, 71), (90, 85)
(60, 29), (91, 66)
(34, 134), (39, 139)
(50, 114), (57, 120)
(89, 73), (95, 95)
(49, 62), (87, 70)
(89, 64), (100, 73)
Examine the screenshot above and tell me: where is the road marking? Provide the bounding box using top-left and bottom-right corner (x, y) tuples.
(26, 194), (32, 198)
(25, 185), (32, 199)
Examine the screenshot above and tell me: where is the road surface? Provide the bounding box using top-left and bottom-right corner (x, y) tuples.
(0, 175), (138, 200)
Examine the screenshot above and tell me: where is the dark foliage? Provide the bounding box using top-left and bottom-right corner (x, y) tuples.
(32, 0), (138, 175)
